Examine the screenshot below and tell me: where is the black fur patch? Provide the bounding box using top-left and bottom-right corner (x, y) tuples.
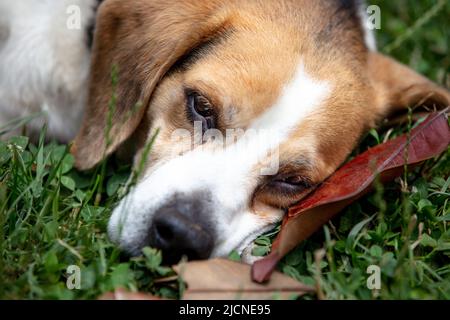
(328, 0), (364, 33)
(316, 0), (366, 52)
(168, 28), (234, 75)
(86, 0), (105, 49)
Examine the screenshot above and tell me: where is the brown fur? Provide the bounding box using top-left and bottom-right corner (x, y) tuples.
(72, 0), (450, 216)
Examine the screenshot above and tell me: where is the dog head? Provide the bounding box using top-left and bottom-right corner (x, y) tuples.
(72, 0), (450, 263)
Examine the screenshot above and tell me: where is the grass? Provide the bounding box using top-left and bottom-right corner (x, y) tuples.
(0, 0), (449, 300)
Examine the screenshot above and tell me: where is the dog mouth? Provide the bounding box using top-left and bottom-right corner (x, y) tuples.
(224, 227), (276, 264)
(241, 243), (263, 264)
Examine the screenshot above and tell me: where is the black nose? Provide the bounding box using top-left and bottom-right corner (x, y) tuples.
(148, 195), (214, 264)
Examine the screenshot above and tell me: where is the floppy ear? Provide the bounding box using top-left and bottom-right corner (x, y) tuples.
(71, 0), (227, 170)
(368, 52), (450, 117)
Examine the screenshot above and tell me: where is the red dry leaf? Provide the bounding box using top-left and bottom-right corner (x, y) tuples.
(252, 109), (450, 283)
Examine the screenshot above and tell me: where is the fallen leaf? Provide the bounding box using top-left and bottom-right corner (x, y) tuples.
(174, 258), (315, 300)
(253, 109), (450, 283)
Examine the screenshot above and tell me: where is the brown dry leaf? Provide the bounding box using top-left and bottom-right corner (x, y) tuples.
(174, 258), (315, 300)
(253, 109), (450, 283)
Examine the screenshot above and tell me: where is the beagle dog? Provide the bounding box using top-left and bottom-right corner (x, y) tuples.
(1, 0), (449, 263)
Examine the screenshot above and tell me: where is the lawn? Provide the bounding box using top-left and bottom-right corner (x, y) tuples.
(0, 0), (449, 300)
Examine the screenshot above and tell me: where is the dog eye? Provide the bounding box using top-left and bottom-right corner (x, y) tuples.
(186, 91), (216, 132)
(269, 176), (311, 194)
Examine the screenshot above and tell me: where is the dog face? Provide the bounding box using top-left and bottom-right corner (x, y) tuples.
(72, 0), (450, 263)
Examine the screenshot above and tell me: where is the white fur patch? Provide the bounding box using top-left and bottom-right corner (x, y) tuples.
(109, 63), (331, 257)
(0, 0), (96, 141)
(357, 1), (378, 51)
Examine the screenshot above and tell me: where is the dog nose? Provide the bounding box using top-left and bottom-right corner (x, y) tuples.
(149, 196), (214, 264)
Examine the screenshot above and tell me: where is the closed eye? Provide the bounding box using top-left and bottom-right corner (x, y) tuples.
(185, 89), (216, 134)
(267, 175), (312, 196)
(254, 174), (315, 209)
